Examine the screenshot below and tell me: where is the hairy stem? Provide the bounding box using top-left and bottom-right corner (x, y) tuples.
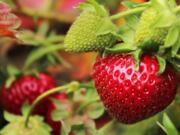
(110, 3), (180, 21)
(110, 6), (147, 20)
(25, 81), (79, 128)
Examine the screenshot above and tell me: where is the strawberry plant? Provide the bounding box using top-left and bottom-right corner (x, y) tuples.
(0, 0), (179, 135)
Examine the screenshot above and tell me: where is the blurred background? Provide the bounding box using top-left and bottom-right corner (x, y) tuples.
(0, 0), (179, 135)
(0, 0), (148, 82)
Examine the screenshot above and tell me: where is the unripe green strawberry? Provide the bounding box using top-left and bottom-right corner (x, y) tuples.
(135, 8), (168, 47)
(64, 1), (116, 52)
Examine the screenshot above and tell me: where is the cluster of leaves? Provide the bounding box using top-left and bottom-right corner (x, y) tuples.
(105, 0), (180, 73)
(51, 82), (106, 135)
(17, 21), (66, 70)
(0, 104), (52, 135)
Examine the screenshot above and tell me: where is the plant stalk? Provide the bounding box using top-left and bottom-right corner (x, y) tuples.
(24, 81), (79, 128)
(110, 3), (180, 21)
(110, 7), (147, 20)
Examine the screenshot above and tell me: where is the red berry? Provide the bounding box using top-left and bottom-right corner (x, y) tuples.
(0, 73), (56, 115)
(92, 54), (177, 124)
(46, 93), (68, 135)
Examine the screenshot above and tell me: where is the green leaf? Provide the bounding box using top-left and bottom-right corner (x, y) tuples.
(87, 0), (108, 17)
(85, 86), (99, 100)
(105, 43), (136, 54)
(5, 76), (16, 88)
(17, 30), (39, 46)
(152, 12), (176, 28)
(1, 115), (51, 135)
(88, 102), (105, 119)
(5, 65), (21, 87)
(162, 113), (178, 135)
(61, 120), (72, 135)
(132, 49), (143, 70)
(37, 21), (49, 37)
(47, 34), (65, 43)
(124, 14), (139, 30)
(50, 98), (71, 121)
(156, 55), (166, 75)
(46, 54), (57, 64)
(164, 26), (179, 48)
(168, 57), (180, 72)
(4, 111), (18, 122)
(171, 37), (180, 57)
(7, 65), (20, 76)
(24, 45), (64, 69)
(78, 3), (94, 11)
(151, 0), (169, 11)
(84, 119), (100, 135)
(52, 109), (70, 121)
(71, 124), (85, 135)
(96, 18), (119, 39)
(117, 25), (135, 44)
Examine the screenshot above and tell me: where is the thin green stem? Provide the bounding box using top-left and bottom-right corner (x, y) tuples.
(47, 35), (65, 43)
(110, 7), (147, 20)
(110, 3), (180, 21)
(23, 44), (65, 71)
(54, 52), (72, 69)
(24, 81), (79, 127)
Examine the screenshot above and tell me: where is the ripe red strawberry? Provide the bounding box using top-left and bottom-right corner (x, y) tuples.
(46, 93), (68, 135)
(0, 73), (56, 115)
(92, 54), (177, 124)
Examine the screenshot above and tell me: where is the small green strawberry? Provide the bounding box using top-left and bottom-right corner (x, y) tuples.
(134, 8), (168, 50)
(64, 0), (117, 52)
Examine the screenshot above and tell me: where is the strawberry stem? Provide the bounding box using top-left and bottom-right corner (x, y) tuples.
(24, 81), (79, 128)
(110, 3), (180, 21)
(110, 7), (147, 20)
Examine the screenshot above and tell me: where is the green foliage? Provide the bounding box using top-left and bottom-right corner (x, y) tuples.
(50, 82), (105, 135)
(157, 113), (178, 135)
(1, 111), (51, 135)
(24, 45), (64, 70)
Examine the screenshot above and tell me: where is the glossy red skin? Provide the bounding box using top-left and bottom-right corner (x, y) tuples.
(0, 73), (56, 115)
(92, 54), (177, 124)
(46, 93), (68, 135)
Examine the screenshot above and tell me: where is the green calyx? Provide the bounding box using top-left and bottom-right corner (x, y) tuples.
(134, 8), (168, 48)
(105, 0), (180, 73)
(0, 111), (51, 135)
(64, 0), (117, 52)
